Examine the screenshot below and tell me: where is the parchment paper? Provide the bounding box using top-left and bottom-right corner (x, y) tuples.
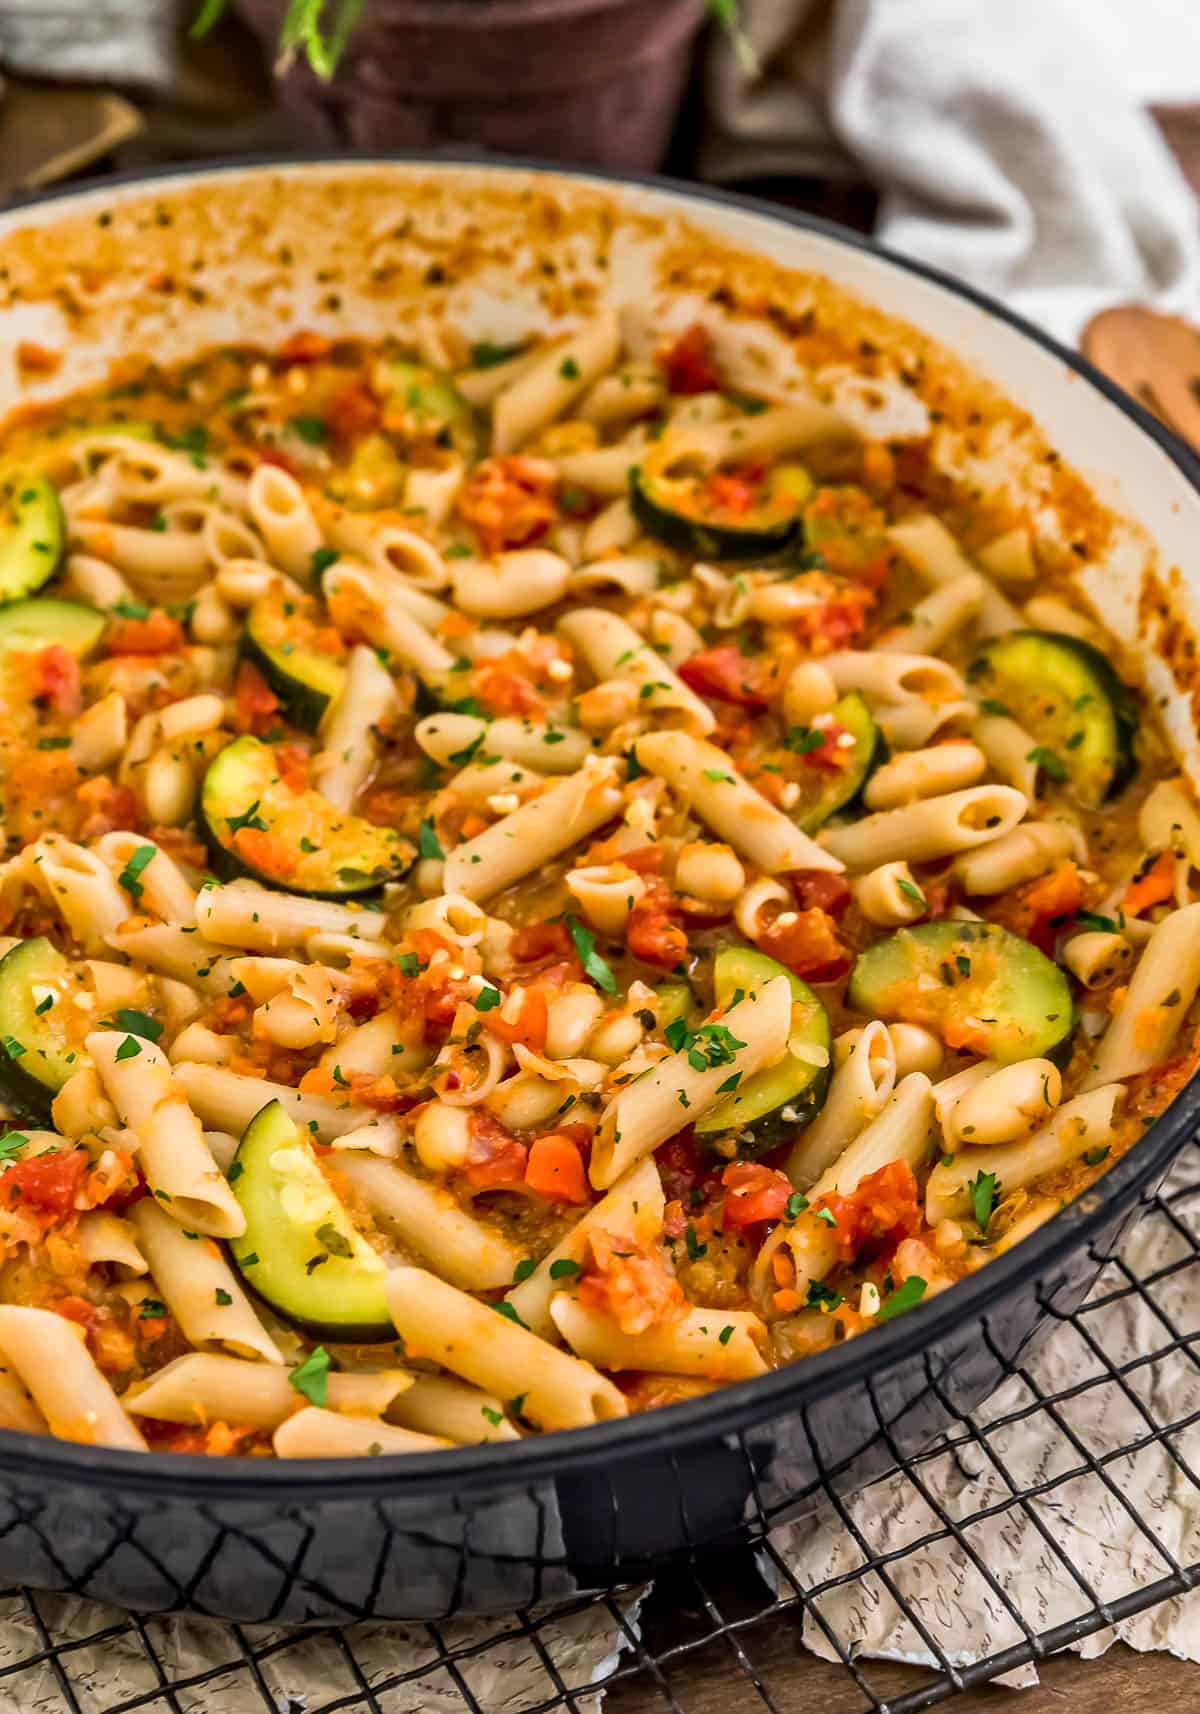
(768, 1151), (1200, 1688)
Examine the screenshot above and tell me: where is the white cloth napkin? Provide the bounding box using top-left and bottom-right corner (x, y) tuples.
(701, 0), (1200, 345)
(0, 0), (173, 89)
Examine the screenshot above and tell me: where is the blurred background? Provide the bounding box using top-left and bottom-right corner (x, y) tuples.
(1, 0), (1199, 359)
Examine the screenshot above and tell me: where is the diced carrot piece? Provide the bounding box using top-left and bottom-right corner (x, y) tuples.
(524, 1134), (590, 1203)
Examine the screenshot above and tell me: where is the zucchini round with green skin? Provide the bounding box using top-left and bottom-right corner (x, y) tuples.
(373, 357), (479, 463)
(229, 1100), (393, 1341)
(0, 473), (64, 602)
(695, 946), (831, 1157)
(792, 692), (880, 833)
(967, 630), (1138, 806)
(0, 938), (89, 1119)
(201, 735), (415, 897)
(0, 598), (106, 657)
(848, 921), (1073, 1064)
(630, 457), (809, 562)
(243, 587), (345, 733)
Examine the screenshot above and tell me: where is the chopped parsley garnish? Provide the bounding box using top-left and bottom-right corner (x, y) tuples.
(684, 1222), (707, 1262)
(782, 725), (826, 755)
(395, 952), (421, 977)
(512, 1257), (537, 1284)
(1026, 746), (1067, 783)
(1075, 911), (1119, 934)
(470, 340), (524, 369)
(876, 1275), (928, 1322)
(969, 1170), (1000, 1229)
(110, 1008), (163, 1042)
(311, 545), (339, 577)
(417, 818), (445, 861)
(1083, 1146), (1111, 1167)
(138, 1299), (168, 1320)
(288, 1346), (331, 1407)
(566, 915), (617, 994)
(1, 1038), (24, 1061)
(548, 1257), (582, 1279)
(114, 1035), (143, 1061)
(214, 1288), (232, 1307)
(225, 800), (268, 835)
(784, 1192), (808, 1222)
(474, 984), (502, 1012)
(897, 878), (926, 906)
(559, 356), (580, 380)
(289, 414), (328, 445)
(806, 1280), (843, 1312)
(492, 1301), (528, 1327)
(314, 1221), (354, 1258)
(0, 1133), (28, 1161)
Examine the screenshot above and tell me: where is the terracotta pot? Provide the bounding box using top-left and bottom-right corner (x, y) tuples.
(236, 0), (706, 168)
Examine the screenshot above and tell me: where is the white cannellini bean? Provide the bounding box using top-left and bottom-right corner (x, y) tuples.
(949, 1059), (1062, 1148)
(782, 662), (838, 726)
(413, 1101), (473, 1172)
(674, 841), (745, 906)
(142, 749), (197, 826)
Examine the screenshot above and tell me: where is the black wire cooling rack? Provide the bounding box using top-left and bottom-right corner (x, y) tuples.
(0, 1146), (1196, 1714)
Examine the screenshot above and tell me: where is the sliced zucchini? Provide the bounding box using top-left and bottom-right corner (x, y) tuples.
(848, 921), (1073, 1064)
(229, 1100), (393, 1341)
(0, 473), (64, 602)
(244, 586), (345, 732)
(630, 452), (808, 562)
(967, 630), (1138, 806)
(0, 598), (105, 657)
(373, 357), (478, 462)
(655, 982), (695, 1035)
(695, 946), (831, 1157)
(200, 735), (414, 897)
(792, 693), (880, 833)
(0, 938), (89, 1119)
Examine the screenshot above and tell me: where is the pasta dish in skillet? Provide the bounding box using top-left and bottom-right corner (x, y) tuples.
(0, 312), (1192, 1456)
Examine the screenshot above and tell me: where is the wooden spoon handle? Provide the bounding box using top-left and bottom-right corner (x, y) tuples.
(1082, 305), (1200, 455)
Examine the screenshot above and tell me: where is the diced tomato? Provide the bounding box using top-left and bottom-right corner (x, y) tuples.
(278, 329), (332, 363)
(659, 323), (720, 395)
(1124, 850), (1176, 918)
(578, 1228), (686, 1333)
(812, 1160), (921, 1263)
(678, 645), (781, 710)
(791, 871), (852, 918)
(233, 826), (298, 879)
(988, 861), (1082, 953)
(0, 1149), (88, 1218)
(705, 472), (758, 516)
(462, 1111), (528, 1190)
(53, 1295), (98, 1332)
(325, 382), (381, 443)
(457, 456), (557, 556)
(233, 659), (281, 734)
(524, 1133), (590, 1203)
(758, 906), (849, 982)
(256, 447), (298, 475)
(511, 920), (576, 966)
(473, 666), (545, 718)
(76, 776), (140, 840)
(16, 341), (62, 375)
(107, 612), (184, 656)
(626, 880), (689, 968)
(274, 742), (311, 793)
(33, 645), (81, 715)
(793, 718), (853, 771)
(720, 1162), (794, 1232)
(485, 986), (549, 1051)
(793, 590), (874, 651)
